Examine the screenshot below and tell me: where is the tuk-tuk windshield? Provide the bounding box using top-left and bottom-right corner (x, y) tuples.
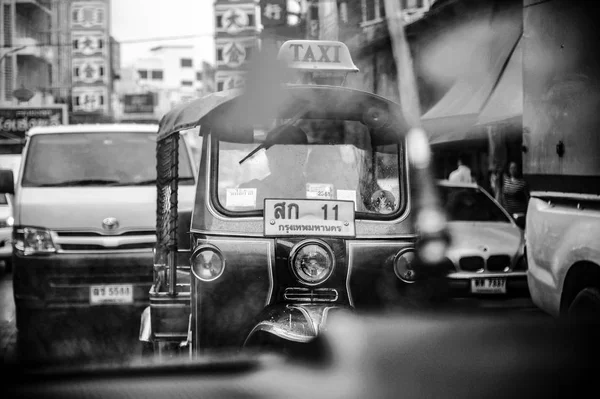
(214, 119), (404, 217)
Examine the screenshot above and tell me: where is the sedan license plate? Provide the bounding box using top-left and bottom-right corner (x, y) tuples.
(264, 199), (355, 237)
(471, 278), (506, 294)
(90, 284), (133, 305)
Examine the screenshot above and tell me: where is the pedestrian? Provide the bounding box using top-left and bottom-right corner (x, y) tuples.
(448, 154), (474, 183)
(500, 161), (529, 215)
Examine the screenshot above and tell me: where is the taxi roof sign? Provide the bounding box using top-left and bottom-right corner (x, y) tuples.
(277, 40), (359, 73)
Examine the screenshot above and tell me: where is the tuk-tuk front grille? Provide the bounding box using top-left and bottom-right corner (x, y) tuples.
(283, 288), (339, 302)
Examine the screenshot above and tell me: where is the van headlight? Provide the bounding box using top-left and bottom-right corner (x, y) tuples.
(290, 240), (335, 286)
(191, 245), (225, 282)
(15, 227), (57, 255)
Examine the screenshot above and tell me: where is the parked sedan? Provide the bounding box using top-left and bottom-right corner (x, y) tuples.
(0, 193), (13, 271)
(438, 181), (528, 297)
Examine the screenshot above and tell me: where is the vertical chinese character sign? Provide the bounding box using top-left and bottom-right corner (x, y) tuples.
(70, 1), (110, 114)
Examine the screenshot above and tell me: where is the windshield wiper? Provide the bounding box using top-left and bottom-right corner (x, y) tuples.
(238, 107), (308, 165)
(36, 179), (121, 187)
(115, 176), (195, 186)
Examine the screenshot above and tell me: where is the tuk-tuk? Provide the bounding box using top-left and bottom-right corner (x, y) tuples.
(141, 40), (449, 358)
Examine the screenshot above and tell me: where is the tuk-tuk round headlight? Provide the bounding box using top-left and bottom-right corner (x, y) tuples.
(394, 249), (417, 283)
(290, 240), (334, 286)
(191, 245), (225, 282)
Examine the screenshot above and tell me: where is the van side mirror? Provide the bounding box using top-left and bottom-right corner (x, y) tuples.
(0, 169), (15, 194)
(513, 213), (526, 229)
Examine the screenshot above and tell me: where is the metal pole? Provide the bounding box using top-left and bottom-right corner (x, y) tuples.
(383, 0), (450, 267)
(168, 134), (180, 296)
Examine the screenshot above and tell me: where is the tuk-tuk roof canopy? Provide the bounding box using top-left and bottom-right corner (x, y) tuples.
(157, 89), (242, 141)
(157, 85), (408, 142)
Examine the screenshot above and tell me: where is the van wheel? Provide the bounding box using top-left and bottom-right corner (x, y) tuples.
(568, 287), (600, 325)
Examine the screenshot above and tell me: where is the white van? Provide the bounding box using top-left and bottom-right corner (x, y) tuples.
(0, 124), (196, 333)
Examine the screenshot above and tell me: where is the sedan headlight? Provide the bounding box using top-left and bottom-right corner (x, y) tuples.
(191, 245), (225, 282)
(290, 240), (335, 286)
(15, 227), (57, 255)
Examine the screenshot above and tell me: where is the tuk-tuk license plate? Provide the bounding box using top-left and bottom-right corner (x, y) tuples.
(90, 284), (133, 305)
(470, 278), (506, 294)
(264, 199), (355, 237)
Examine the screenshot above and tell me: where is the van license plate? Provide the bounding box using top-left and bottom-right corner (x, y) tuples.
(471, 278), (506, 294)
(90, 284), (133, 305)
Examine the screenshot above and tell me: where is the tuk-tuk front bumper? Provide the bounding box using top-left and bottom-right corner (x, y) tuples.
(243, 303), (350, 347)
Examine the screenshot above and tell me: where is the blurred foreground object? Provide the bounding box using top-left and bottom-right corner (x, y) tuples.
(7, 311), (598, 399)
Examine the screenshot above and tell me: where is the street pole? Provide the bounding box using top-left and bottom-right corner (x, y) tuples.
(382, 0), (421, 127)
(383, 0), (450, 267)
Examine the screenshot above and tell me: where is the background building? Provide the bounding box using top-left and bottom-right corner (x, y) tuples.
(0, 0), (54, 106)
(114, 45), (215, 122)
(214, 0), (262, 91)
(50, 0), (119, 123)
(310, 0), (522, 187)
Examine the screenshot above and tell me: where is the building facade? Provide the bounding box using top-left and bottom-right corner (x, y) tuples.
(0, 0), (54, 106)
(50, 0), (119, 122)
(114, 45), (215, 122)
(214, 0), (262, 91)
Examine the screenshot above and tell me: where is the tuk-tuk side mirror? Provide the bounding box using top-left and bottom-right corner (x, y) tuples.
(513, 213), (526, 229)
(0, 169), (14, 195)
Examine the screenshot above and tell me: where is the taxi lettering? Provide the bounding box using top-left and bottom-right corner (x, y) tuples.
(289, 43), (341, 63)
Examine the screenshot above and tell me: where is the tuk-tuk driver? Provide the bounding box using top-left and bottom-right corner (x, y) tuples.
(239, 125), (309, 204)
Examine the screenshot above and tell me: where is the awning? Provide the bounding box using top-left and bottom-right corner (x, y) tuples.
(420, 1), (522, 144)
(476, 36), (523, 126)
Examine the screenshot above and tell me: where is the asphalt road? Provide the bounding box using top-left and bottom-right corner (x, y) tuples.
(0, 263), (552, 367)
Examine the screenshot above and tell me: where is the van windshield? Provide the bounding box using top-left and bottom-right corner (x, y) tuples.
(22, 132), (194, 187)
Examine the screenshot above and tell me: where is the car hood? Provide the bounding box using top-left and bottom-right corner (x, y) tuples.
(16, 186), (195, 231)
(447, 221), (523, 256)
